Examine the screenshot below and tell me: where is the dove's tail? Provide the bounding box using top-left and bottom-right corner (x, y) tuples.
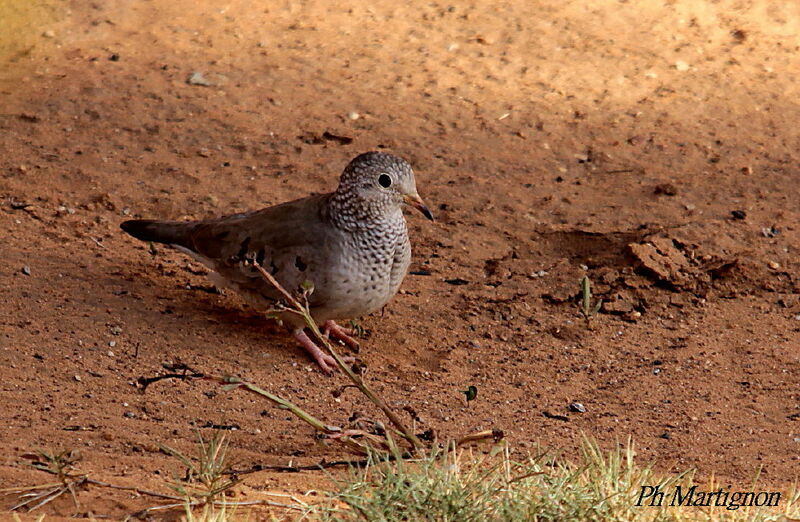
(120, 219), (195, 248)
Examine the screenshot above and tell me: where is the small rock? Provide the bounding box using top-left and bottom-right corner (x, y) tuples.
(654, 183), (678, 196)
(675, 60), (690, 71)
(468, 340), (481, 349)
(730, 210), (746, 220)
(123, 411), (136, 418)
(568, 402), (586, 413)
(768, 261), (780, 270)
(187, 72), (214, 86)
(731, 29), (747, 43)
(107, 351), (115, 357)
(110, 326), (123, 335)
(108, 340), (117, 347)
(73, 375), (82, 382)
(42, 30), (55, 38)
(347, 111), (360, 120)
(762, 226), (780, 238)
(741, 166), (753, 175)
(21, 266), (31, 276)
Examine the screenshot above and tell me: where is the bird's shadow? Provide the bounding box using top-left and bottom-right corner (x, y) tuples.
(117, 266), (298, 361)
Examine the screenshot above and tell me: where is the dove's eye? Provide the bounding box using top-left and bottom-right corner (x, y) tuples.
(378, 174), (392, 188)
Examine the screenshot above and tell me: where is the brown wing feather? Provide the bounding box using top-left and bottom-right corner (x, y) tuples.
(186, 193), (331, 262)
(184, 193), (333, 310)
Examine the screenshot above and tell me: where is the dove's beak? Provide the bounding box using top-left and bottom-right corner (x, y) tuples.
(403, 193), (434, 221)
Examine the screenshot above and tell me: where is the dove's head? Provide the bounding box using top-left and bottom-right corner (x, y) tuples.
(334, 151), (433, 222)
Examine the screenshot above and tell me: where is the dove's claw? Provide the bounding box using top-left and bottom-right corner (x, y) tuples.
(322, 320), (361, 352)
(294, 329), (356, 374)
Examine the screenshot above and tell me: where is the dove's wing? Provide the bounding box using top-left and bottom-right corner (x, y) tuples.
(122, 193), (338, 307)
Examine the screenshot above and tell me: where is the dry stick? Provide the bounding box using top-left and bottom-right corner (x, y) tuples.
(456, 429), (505, 447)
(252, 263), (424, 451)
(203, 374), (372, 455)
(138, 369), (382, 455)
(84, 478), (185, 501)
(213, 499), (306, 510)
(131, 499), (305, 518)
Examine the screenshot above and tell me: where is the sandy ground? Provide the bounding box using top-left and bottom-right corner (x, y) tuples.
(1, 0), (800, 518)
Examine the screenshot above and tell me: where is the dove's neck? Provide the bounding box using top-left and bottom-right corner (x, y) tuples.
(328, 191), (404, 232)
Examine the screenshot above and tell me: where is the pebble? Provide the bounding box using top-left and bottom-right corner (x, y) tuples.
(762, 226), (779, 238)
(347, 111), (360, 120)
(74, 375), (82, 382)
(21, 266), (31, 276)
(568, 402), (586, 413)
(110, 326), (123, 335)
(42, 30), (55, 38)
(108, 341), (117, 347)
(654, 183), (678, 196)
(675, 60), (690, 71)
(768, 261), (780, 270)
(187, 72), (214, 86)
(123, 411), (136, 418)
(107, 351), (115, 357)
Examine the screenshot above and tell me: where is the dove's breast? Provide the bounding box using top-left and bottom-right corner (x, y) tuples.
(309, 218), (410, 322)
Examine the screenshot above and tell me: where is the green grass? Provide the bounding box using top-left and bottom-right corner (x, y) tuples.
(309, 439), (799, 522)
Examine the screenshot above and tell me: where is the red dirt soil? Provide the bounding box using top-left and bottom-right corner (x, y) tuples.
(1, 0), (799, 519)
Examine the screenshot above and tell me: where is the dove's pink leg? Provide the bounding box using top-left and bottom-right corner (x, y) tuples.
(322, 320), (361, 351)
(293, 329), (354, 374)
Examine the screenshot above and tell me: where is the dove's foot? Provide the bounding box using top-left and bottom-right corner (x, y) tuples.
(294, 329), (355, 374)
(322, 320), (361, 352)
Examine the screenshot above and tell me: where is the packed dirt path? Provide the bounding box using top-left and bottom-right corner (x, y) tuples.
(2, 0), (799, 518)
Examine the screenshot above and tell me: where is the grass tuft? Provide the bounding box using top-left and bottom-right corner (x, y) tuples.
(312, 438), (799, 522)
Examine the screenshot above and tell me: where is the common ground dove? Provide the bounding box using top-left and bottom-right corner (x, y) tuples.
(121, 152), (432, 373)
